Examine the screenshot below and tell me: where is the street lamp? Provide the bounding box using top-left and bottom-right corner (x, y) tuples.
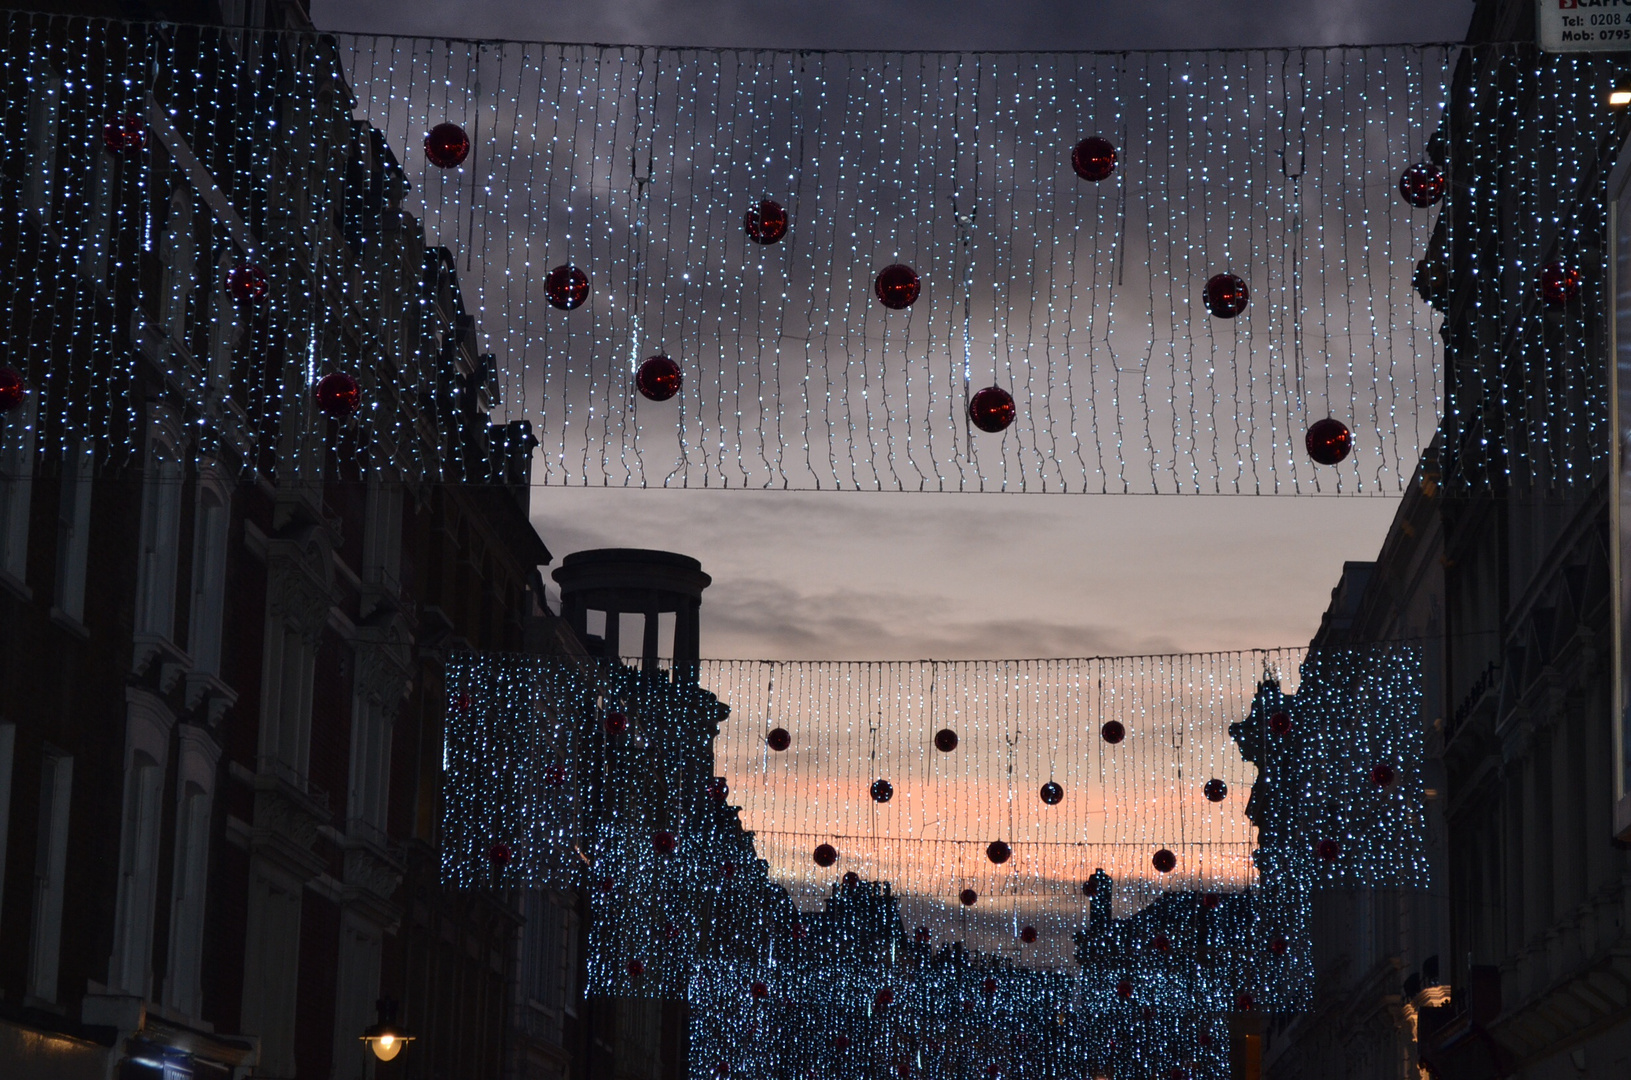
(1610, 86), (1631, 108)
(361, 998), (414, 1062)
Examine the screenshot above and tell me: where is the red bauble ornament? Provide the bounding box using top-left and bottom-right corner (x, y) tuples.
(604, 711), (629, 735)
(968, 386), (1017, 433)
(874, 986), (894, 1007)
(1269, 934), (1288, 956)
(226, 262), (268, 301)
(959, 888), (978, 906)
(1541, 261), (1582, 308)
(986, 1066), (1001, 1080)
(813, 843), (838, 867)
(750, 981), (769, 999)
(915, 925), (931, 944)
(1168, 1068), (1188, 1080)
(1399, 162), (1447, 208)
(1152, 848), (1177, 873)
(0, 367), (25, 413)
(1371, 763), (1397, 787)
(1198, 1031), (1214, 1049)
(1268, 711), (1292, 736)
(424, 122), (470, 168)
(1116, 980), (1134, 999)
(982, 976), (998, 996)
(1234, 991), (1255, 1012)
(721, 860), (738, 879)
(1020, 925), (1038, 943)
(896, 1063), (912, 1078)
(1203, 273), (1250, 318)
(653, 830), (677, 855)
(1151, 933), (1171, 953)
(934, 728), (959, 752)
(871, 779), (894, 803)
(1071, 136), (1118, 182)
(874, 264), (922, 310)
(832, 1034), (852, 1051)
(488, 841), (512, 866)
(1317, 838), (1341, 861)
(1203, 778), (1228, 802)
(664, 921), (681, 939)
(842, 871), (860, 888)
(744, 199), (789, 244)
(103, 115), (147, 154)
(627, 958), (645, 978)
(544, 765), (568, 788)
(1140, 1005), (1155, 1022)
(544, 265), (590, 310)
(1101, 720), (1126, 744)
(637, 354), (682, 401)
(452, 693), (472, 713)
(767, 727), (792, 752)
(706, 776), (729, 802)
(1202, 893), (1221, 910)
(314, 372), (361, 418)
(597, 876), (615, 892)
(1306, 417), (1353, 466)
(1082, 878), (1100, 897)
(986, 840), (1012, 865)
(1040, 781), (1064, 805)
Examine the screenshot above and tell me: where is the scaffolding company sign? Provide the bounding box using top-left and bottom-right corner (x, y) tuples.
(1540, 0), (1631, 51)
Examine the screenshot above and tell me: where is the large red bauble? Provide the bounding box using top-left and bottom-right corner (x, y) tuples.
(1203, 273), (1250, 318)
(813, 843), (838, 867)
(653, 830), (677, 855)
(915, 925), (931, 944)
(1306, 417), (1353, 466)
(1399, 162), (1447, 208)
(488, 841), (512, 866)
(721, 860), (738, 879)
(1071, 136), (1117, 182)
(1082, 878), (1099, 897)
(627, 958), (645, 978)
(103, 115), (147, 154)
(1541, 262), (1582, 308)
(707, 776), (729, 802)
(1268, 711), (1292, 736)
(314, 372), (361, 418)
(1202, 893), (1222, 910)
(1269, 934), (1288, 956)
(227, 262), (268, 301)
(959, 888), (978, 906)
(1203, 778), (1228, 802)
(874, 987), (894, 1007)
(1317, 838), (1341, 861)
(874, 264), (922, 310)
(1039, 781), (1064, 805)
(1235, 991), (1255, 1011)
(425, 122), (471, 168)
(0, 367), (25, 413)
(969, 386), (1017, 433)
(767, 727), (792, 751)
(832, 1034), (852, 1051)
(1371, 763), (1397, 787)
(1019, 925), (1038, 944)
(604, 711), (629, 735)
(871, 779), (894, 803)
(1116, 980), (1134, 999)
(1151, 933), (1171, 953)
(637, 355), (682, 401)
(986, 840), (1012, 865)
(982, 976), (998, 996)
(934, 728), (959, 752)
(1152, 848), (1177, 873)
(1101, 720), (1126, 744)
(544, 265), (589, 310)
(750, 981), (769, 999)
(842, 870), (860, 887)
(896, 1063), (911, 1078)
(744, 199), (789, 244)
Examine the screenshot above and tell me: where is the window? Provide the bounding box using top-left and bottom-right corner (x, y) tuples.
(188, 481), (230, 677)
(54, 441), (93, 624)
(27, 751), (72, 1003)
(164, 780), (211, 1016)
(108, 751), (165, 996)
(0, 396), (35, 587)
(135, 451), (183, 641)
(0, 724), (14, 937)
(23, 71), (61, 220)
(522, 891), (563, 1011)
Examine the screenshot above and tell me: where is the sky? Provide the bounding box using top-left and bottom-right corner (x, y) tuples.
(314, 0), (1477, 663)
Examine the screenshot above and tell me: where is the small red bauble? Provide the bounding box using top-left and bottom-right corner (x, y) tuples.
(721, 860), (738, 879)
(1317, 838), (1342, 861)
(1268, 711), (1292, 735)
(452, 693), (472, 713)
(767, 727), (792, 752)
(1202, 893), (1221, 910)
(874, 264), (922, 310)
(1399, 162), (1447, 208)
(813, 843), (838, 867)
(874, 986), (894, 1007)
(915, 925), (931, 944)
(1203, 778), (1228, 802)
(314, 372), (361, 418)
(986, 840), (1012, 865)
(744, 199), (789, 244)
(1151, 933), (1171, 953)
(1071, 136), (1118, 182)
(1203, 273), (1250, 319)
(637, 355), (682, 401)
(1101, 720), (1126, 744)
(832, 1034), (852, 1051)
(1198, 1031), (1214, 1048)
(544, 265), (589, 310)
(544, 765), (568, 788)
(962, 1000), (974, 1012)
(0, 367), (25, 413)
(706, 776), (729, 802)
(1269, 934), (1288, 956)
(103, 115), (147, 154)
(1371, 763), (1397, 787)
(1082, 878), (1099, 897)
(425, 122), (470, 168)
(664, 921), (681, 939)
(896, 1064), (911, 1078)
(1235, 990), (1255, 1012)
(959, 888), (978, 906)
(750, 981), (769, 999)
(1152, 848), (1177, 873)
(842, 871), (860, 887)
(627, 958), (645, 978)
(1020, 925), (1038, 944)
(488, 841), (512, 866)
(1116, 980), (1134, 999)
(653, 830), (677, 855)
(986, 1066), (1001, 1080)
(934, 728), (959, 752)
(792, 922), (808, 939)
(1541, 261), (1582, 308)
(604, 711), (629, 735)
(226, 262), (268, 301)
(1140, 1005), (1155, 1021)
(598, 876), (615, 892)
(1040, 781), (1064, 805)
(968, 386), (1017, 433)
(1168, 1068), (1188, 1080)
(982, 976), (998, 996)
(871, 779), (894, 803)
(1306, 417), (1353, 466)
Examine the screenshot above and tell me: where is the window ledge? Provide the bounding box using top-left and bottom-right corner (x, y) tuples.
(0, 566), (30, 601)
(49, 606), (88, 641)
